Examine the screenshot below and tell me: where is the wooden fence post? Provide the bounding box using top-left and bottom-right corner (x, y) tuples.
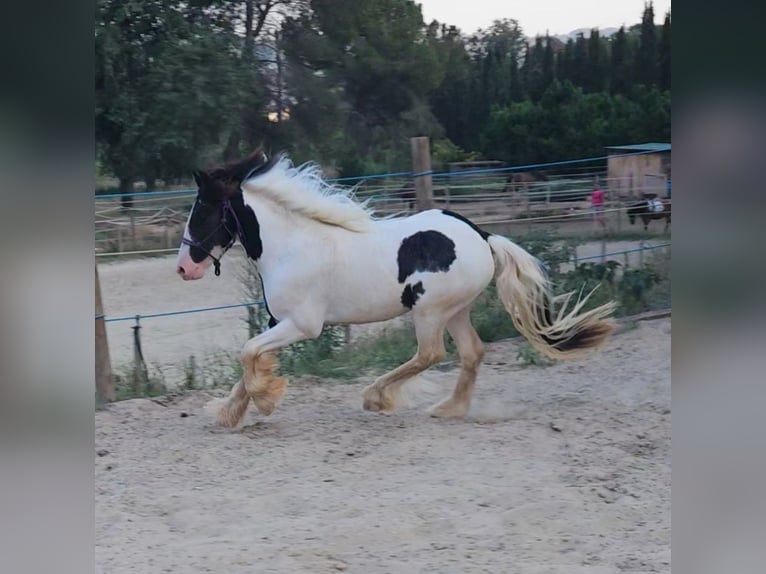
(95, 264), (115, 404)
(410, 137), (434, 211)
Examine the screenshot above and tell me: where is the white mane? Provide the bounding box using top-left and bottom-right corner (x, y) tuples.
(241, 155), (375, 232)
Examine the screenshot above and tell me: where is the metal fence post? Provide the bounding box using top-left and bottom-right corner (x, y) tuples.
(131, 315), (148, 395)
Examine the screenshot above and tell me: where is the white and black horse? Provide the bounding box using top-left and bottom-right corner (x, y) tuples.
(176, 150), (616, 427)
(627, 198), (672, 232)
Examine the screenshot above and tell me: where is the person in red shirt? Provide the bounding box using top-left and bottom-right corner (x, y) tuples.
(591, 180), (606, 230)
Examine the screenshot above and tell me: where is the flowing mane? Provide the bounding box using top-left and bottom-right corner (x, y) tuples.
(241, 154), (375, 232)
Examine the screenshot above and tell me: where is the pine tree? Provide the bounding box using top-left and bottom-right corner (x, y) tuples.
(572, 32), (588, 88)
(636, 1), (658, 87)
(658, 11), (671, 90)
(542, 35), (555, 90)
(556, 38), (574, 84)
(586, 29), (606, 92)
(610, 26), (630, 94)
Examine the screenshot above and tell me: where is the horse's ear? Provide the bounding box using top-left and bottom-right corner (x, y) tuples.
(227, 148), (269, 183)
(193, 170), (207, 188)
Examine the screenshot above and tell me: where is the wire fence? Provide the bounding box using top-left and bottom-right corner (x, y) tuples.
(96, 148), (671, 392)
(97, 242), (670, 324)
(96, 172), (669, 258)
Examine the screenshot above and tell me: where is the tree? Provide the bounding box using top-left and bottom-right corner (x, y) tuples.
(610, 26), (631, 94)
(571, 33), (588, 88)
(556, 39), (574, 85)
(636, 1), (658, 87)
(586, 29), (607, 92)
(95, 0), (252, 205)
(542, 35), (555, 91)
(280, 0), (444, 172)
(429, 24), (473, 147)
(658, 11), (671, 90)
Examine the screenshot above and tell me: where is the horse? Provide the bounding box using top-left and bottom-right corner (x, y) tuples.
(394, 181), (416, 211)
(175, 149), (617, 428)
(626, 197), (672, 232)
(502, 171), (549, 195)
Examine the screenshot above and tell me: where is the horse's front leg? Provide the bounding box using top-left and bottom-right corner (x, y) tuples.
(216, 319), (317, 427)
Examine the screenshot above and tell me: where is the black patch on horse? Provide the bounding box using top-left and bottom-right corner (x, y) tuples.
(229, 194), (263, 260)
(397, 230), (457, 283)
(441, 209), (491, 241)
(401, 281), (425, 309)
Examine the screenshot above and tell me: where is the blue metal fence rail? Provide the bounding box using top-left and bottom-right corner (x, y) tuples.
(95, 243), (670, 323)
(95, 149), (655, 199)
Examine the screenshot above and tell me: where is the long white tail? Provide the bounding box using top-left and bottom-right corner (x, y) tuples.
(487, 235), (617, 360)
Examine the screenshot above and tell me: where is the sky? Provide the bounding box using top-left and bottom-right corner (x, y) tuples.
(416, 0), (672, 37)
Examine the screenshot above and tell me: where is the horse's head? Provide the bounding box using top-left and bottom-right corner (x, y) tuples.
(176, 150), (268, 280)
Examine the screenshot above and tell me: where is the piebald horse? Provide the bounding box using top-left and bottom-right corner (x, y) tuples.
(627, 198), (672, 233)
(176, 150), (616, 427)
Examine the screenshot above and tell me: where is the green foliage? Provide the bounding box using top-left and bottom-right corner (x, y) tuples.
(95, 0), (274, 189)
(555, 251), (669, 317)
(112, 362), (167, 400)
(516, 342), (550, 367)
(279, 0), (446, 174)
(480, 79), (670, 164)
(515, 229), (579, 277)
(470, 283), (518, 342)
(280, 325), (419, 380)
(95, 1), (670, 181)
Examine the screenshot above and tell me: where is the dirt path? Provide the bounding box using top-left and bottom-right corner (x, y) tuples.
(95, 318), (671, 574)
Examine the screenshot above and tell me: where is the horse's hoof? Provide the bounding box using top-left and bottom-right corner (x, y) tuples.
(252, 376), (287, 416)
(429, 398), (469, 419)
(362, 385), (395, 413)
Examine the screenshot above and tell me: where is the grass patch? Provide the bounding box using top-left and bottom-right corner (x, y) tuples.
(112, 362), (168, 401)
(280, 324), (421, 380)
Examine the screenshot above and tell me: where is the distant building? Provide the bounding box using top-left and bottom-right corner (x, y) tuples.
(605, 143), (671, 199)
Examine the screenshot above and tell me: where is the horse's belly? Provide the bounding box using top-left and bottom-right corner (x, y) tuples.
(322, 274), (410, 324)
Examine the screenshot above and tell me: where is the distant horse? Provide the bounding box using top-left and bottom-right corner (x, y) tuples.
(503, 171), (549, 195)
(176, 150), (616, 428)
(395, 181), (416, 211)
(627, 198), (672, 232)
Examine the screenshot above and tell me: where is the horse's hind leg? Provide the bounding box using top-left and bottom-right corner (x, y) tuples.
(362, 314), (447, 413)
(430, 306), (484, 418)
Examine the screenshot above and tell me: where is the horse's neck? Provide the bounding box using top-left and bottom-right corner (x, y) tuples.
(243, 193), (337, 276)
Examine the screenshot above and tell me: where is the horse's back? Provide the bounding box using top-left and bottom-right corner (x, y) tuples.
(378, 209), (495, 302)
(323, 210), (495, 323)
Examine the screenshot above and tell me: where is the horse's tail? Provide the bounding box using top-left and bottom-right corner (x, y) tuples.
(487, 235), (617, 360)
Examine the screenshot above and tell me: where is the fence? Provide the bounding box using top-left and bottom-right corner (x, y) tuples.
(95, 142), (671, 398)
(95, 147), (668, 259)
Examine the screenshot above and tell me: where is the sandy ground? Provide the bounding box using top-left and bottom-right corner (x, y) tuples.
(99, 240), (669, 387)
(95, 317), (671, 574)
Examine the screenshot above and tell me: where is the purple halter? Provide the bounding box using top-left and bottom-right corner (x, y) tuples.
(182, 199), (246, 277)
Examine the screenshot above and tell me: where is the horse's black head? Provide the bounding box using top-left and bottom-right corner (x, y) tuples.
(186, 169), (239, 260)
(177, 150), (268, 280)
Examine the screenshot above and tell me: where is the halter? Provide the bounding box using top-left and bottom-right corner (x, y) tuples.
(181, 199), (246, 277)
